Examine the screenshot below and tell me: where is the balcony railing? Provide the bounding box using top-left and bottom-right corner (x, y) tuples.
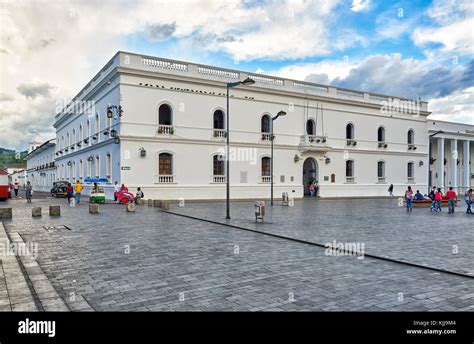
(345, 176), (356, 183)
(157, 125), (174, 135)
(407, 177), (415, 183)
(211, 175), (226, 183)
(307, 135), (327, 144)
(260, 175), (271, 183)
(261, 133), (272, 141)
(213, 129), (226, 138)
(156, 175), (175, 183)
(377, 177), (386, 183)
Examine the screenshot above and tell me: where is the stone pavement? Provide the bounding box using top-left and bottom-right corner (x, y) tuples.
(0, 196), (473, 311)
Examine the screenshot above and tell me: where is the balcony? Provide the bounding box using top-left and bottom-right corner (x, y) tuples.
(156, 175), (175, 183)
(377, 142), (388, 149)
(407, 177), (415, 183)
(346, 139), (357, 147)
(345, 176), (356, 183)
(407, 144), (417, 151)
(157, 125), (174, 135)
(260, 175), (271, 183)
(211, 175), (226, 183)
(261, 133), (272, 141)
(213, 129), (226, 138)
(298, 135), (330, 153)
(377, 177), (386, 183)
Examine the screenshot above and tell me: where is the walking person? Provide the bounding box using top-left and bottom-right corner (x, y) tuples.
(314, 181), (320, 197)
(428, 186), (436, 211)
(25, 181), (32, 203)
(388, 184), (394, 197)
(66, 183), (74, 204)
(464, 189), (472, 214)
(309, 182), (315, 197)
(14, 179), (19, 197)
(74, 179), (83, 204)
(135, 187), (144, 204)
(113, 181), (120, 204)
(446, 187), (457, 214)
(404, 186), (413, 212)
(435, 188), (443, 212)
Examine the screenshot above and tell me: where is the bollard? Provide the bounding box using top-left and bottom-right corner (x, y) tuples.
(0, 208), (12, 219)
(147, 199), (153, 207)
(32, 207), (42, 217)
(153, 200), (160, 208)
(126, 203), (136, 212)
(161, 202), (170, 210)
(49, 206), (61, 217)
(89, 204), (99, 214)
(137, 199), (145, 206)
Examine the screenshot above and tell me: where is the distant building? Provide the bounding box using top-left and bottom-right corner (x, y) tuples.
(9, 169), (26, 188)
(25, 139), (56, 192)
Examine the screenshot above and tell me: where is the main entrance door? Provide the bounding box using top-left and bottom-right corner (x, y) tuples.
(303, 157), (318, 196)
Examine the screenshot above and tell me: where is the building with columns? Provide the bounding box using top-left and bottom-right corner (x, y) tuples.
(429, 120), (474, 195)
(51, 51), (471, 200)
(25, 139), (56, 192)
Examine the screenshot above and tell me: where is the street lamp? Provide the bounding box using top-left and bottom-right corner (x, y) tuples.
(271, 111), (287, 206)
(428, 130), (443, 193)
(226, 77), (255, 219)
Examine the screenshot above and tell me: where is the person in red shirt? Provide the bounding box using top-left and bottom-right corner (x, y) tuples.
(446, 187), (457, 214)
(434, 188), (443, 212)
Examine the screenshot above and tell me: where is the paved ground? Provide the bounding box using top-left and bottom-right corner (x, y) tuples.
(0, 195), (473, 311)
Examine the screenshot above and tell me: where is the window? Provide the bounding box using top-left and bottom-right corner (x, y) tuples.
(95, 156), (100, 177)
(261, 115), (271, 133)
(79, 125), (83, 142)
(95, 113), (100, 134)
(159, 104), (172, 125)
(159, 153), (172, 175)
(306, 119), (315, 136)
(213, 110), (225, 129)
(67, 132), (70, 147)
(346, 123), (354, 140)
(407, 130), (414, 144)
(106, 153), (111, 177)
(377, 127), (385, 142)
(87, 160), (91, 178)
(261, 157), (271, 176)
(213, 154), (225, 175)
(72, 162), (76, 180)
(79, 160), (83, 180)
(377, 161), (385, 182)
(408, 162), (414, 180)
(346, 160), (354, 182)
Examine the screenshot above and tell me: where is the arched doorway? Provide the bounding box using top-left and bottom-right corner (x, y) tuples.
(303, 157), (319, 196)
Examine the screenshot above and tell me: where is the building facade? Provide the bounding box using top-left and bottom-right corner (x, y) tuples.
(52, 51), (471, 200)
(25, 139), (56, 192)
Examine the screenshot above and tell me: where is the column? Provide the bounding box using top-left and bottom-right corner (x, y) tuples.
(450, 139), (458, 189)
(437, 137), (444, 189)
(463, 140), (471, 188)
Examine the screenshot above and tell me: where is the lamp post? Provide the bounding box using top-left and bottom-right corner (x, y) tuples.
(226, 77), (255, 219)
(271, 111), (287, 206)
(428, 130), (443, 193)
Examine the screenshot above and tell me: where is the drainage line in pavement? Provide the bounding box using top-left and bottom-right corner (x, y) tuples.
(161, 210), (474, 280)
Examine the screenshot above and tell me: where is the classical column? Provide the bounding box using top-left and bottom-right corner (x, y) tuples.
(437, 137), (444, 189)
(450, 139), (458, 189)
(463, 140), (471, 188)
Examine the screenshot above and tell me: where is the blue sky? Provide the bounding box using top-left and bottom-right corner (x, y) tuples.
(0, 0), (473, 150)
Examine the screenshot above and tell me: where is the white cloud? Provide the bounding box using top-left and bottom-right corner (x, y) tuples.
(428, 87), (474, 124)
(351, 0), (370, 12)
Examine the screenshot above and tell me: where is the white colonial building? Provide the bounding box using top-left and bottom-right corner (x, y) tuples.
(25, 139), (56, 192)
(51, 51), (471, 200)
(428, 120), (474, 195)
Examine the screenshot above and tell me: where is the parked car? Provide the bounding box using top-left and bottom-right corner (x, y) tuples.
(50, 181), (69, 198)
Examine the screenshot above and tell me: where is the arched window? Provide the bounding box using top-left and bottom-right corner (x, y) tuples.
(72, 129), (76, 145)
(306, 119), (315, 136)
(261, 115), (271, 133)
(95, 113), (100, 134)
(66, 132), (70, 147)
(79, 125), (83, 142)
(61, 136), (64, 149)
(346, 123), (354, 140)
(213, 154), (225, 176)
(159, 104), (172, 125)
(407, 130), (414, 145)
(377, 127), (385, 142)
(213, 110), (225, 130)
(407, 162), (414, 180)
(95, 156), (100, 177)
(346, 160), (354, 182)
(86, 120), (90, 141)
(159, 153), (173, 175)
(261, 157), (271, 176)
(106, 153), (112, 178)
(377, 161), (385, 180)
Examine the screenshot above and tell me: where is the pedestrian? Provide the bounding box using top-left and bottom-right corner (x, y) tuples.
(14, 179), (19, 197)
(464, 189), (472, 214)
(428, 186), (436, 211)
(314, 181), (320, 197)
(404, 186), (413, 212)
(446, 187), (457, 214)
(434, 188), (443, 212)
(414, 190), (425, 200)
(309, 182), (315, 197)
(388, 184), (394, 197)
(93, 182), (100, 193)
(113, 181), (120, 203)
(66, 183), (74, 204)
(25, 181), (32, 203)
(74, 179), (83, 204)
(135, 187), (144, 203)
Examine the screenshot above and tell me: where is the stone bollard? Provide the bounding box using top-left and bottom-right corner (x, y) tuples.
(147, 199), (153, 207)
(89, 204), (99, 214)
(126, 203), (136, 212)
(153, 200), (160, 208)
(32, 207), (42, 217)
(49, 206), (61, 217)
(0, 208), (12, 219)
(137, 199), (145, 206)
(161, 202), (170, 210)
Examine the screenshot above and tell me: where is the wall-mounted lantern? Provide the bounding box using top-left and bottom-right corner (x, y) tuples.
(139, 147), (146, 157)
(87, 156), (93, 162)
(419, 160), (424, 167)
(110, 129), (117, 138)
(114, 137), (120, 144)
(67, 161), (72, 166)
(325, 157), (331, 164)
(294, 154), (300, 163)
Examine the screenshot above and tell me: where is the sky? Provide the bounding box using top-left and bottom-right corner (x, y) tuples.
(0, 0), (473, 151)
